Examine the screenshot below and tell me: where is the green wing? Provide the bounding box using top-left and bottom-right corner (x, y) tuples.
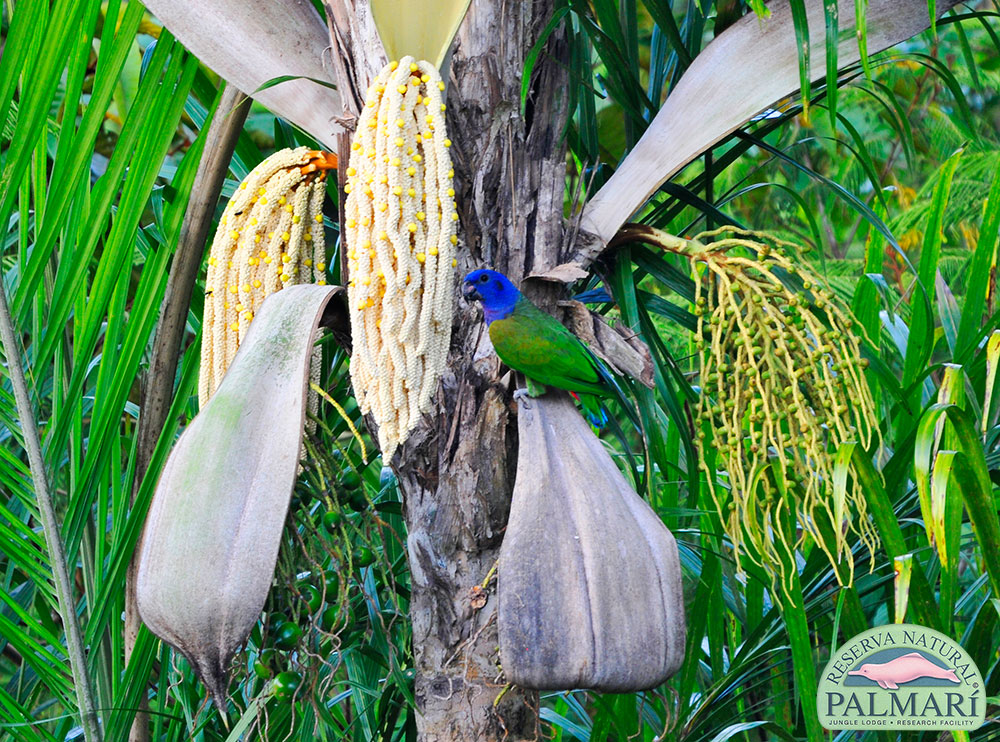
(488, 299), (607, 397)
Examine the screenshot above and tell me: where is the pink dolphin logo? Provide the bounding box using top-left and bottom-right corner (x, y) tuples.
(847, 652), (960, 690)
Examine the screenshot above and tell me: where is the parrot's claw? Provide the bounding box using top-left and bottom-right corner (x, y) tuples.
(512, 388), (532, 405)
(524, 376), (548, 398)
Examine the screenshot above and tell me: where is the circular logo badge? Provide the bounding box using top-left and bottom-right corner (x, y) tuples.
(818, 624), (985, 731)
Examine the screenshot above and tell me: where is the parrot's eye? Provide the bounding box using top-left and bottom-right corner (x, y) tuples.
(479, 274), (489, 284)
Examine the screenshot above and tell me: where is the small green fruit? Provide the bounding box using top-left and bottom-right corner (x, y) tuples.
(348, 490), (368, 512)
(300, 584), (322, 613)
(341, 469), (362, 490)
(269, 611), (288, 627)
(321, 603), (347, 632)
(273, 621), (303, 650)
(272, 671), (302, 702)
(254, 648), (275, 679)
(322, 510), (343, 533)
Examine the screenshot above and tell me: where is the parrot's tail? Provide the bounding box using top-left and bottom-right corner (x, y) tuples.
(570, 392), (608, 428)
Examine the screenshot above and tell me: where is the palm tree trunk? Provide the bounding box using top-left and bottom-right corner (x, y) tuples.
(332, 1), (570, 737)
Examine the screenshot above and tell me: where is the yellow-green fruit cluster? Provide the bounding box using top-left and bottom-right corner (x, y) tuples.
(200, 147), (334, 407)
(691, 227), (879, 590)
(344, 56), (458, 460)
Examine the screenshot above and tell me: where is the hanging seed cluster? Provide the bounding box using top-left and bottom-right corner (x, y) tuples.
(689, 227), (880, 586)
(200, 147), (334, 407)
(344, 56), (458, 460)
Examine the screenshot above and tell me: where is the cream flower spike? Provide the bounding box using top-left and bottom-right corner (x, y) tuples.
(199, 147), (336, 407)
(345, 57), (458, 460)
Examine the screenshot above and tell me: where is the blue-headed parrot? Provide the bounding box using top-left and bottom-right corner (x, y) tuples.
(462, 269), (614, 426)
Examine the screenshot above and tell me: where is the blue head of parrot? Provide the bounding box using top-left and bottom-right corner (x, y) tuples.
(462, 269), (520, 324)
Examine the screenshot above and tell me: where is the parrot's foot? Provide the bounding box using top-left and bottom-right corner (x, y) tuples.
(514, 377), (547, 409)
(524, 377), (547, 398)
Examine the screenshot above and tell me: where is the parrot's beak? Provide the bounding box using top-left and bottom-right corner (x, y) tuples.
(461, 282), (482, 302)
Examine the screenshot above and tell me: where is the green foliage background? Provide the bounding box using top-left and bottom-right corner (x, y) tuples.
(2, 0), (1000, 740)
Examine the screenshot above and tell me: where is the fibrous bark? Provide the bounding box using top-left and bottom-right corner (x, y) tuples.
(326, 1), (570, 738)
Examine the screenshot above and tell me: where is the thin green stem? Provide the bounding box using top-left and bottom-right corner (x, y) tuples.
(0, 280), (103, 741)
